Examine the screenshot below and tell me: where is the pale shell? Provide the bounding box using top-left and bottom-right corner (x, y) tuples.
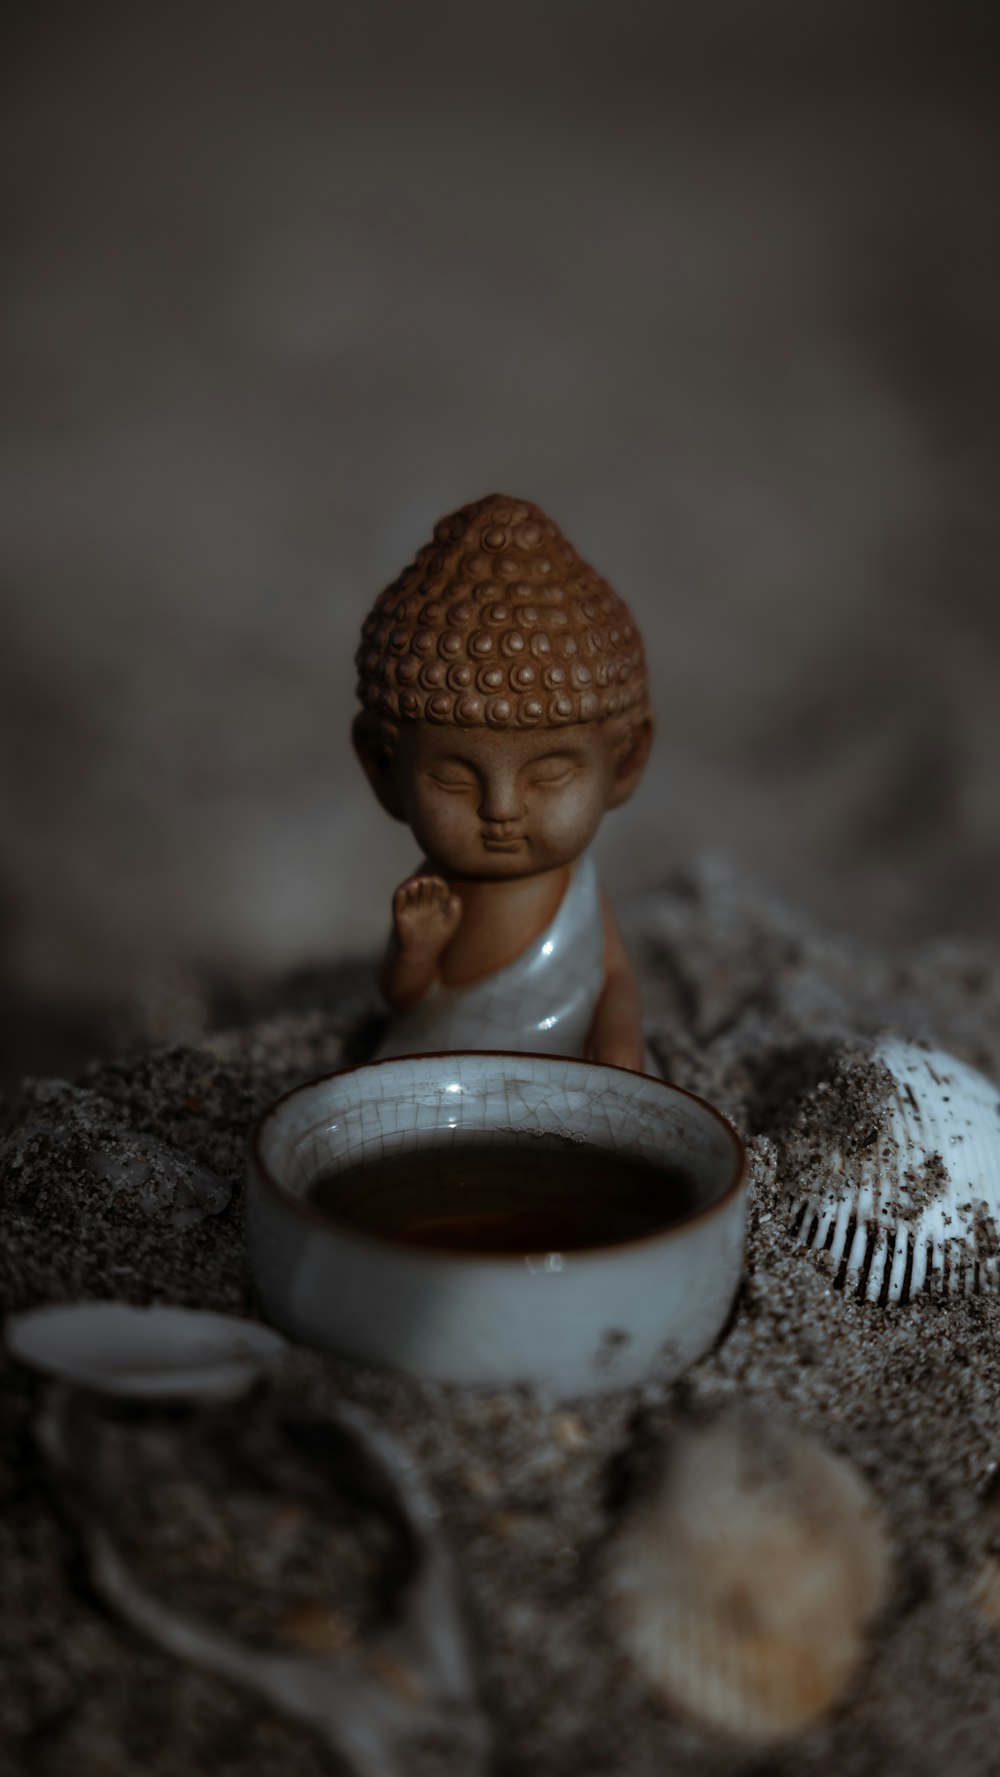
(5, 1301), (286, 1401)
(37, 1391), (489, 1777)
(606, 1414), (891, 1744)
(788, 1037), (1000, 1303)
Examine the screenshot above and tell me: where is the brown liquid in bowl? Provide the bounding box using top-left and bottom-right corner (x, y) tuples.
(307, 1136), (699, 1255)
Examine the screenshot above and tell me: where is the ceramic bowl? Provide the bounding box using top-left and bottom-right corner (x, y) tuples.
(247, 1053), (746, 1397)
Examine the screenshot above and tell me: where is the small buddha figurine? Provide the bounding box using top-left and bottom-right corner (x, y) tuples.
(353, 495), (653, 1071)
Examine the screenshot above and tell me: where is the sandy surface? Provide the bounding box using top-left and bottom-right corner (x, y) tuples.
(3, 862), (1000, 1774)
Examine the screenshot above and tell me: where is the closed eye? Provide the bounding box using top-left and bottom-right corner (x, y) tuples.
(528, 764), (577, 788)
(429, 774), (477, 792)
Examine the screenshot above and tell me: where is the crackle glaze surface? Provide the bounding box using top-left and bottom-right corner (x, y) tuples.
(248, 1053), (746, 1395)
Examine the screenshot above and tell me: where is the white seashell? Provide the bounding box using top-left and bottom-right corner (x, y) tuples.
(36, 1391), (489, 1777)
(5, 1302), (286, 1401)
(606, 1414), (891, 1744)
(786, 1037), (1000, 1303)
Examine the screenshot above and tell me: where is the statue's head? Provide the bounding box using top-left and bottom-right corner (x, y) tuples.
(354, 495), (653, 878)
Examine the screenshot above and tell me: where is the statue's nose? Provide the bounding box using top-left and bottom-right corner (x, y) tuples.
(478, 777), (523, 825)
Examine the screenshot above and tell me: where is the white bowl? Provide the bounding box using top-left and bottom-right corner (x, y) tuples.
(247, 1053), (746, 1397)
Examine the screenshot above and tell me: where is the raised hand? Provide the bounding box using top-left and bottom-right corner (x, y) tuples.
(392, 875), (462, 962)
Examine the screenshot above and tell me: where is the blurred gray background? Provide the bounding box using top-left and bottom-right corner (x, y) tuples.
(2, 0), (998, 1075)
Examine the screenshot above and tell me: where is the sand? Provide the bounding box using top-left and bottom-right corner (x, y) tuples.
(3, 859), (1000, 1776)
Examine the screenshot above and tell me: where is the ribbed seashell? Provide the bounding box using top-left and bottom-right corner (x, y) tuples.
(786, 1037), (1000, 1303)
(606, 1414), (891, 1744)
(6, 1302), (286, 1401)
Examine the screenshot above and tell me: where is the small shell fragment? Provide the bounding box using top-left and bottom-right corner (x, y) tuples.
(606, 1413), (891, 1744)
(89, 1135), (231, 1231)
(5, 1302), (286, 1401)
(784, 1037), (1000, 1303)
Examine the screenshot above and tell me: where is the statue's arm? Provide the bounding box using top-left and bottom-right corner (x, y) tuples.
(585, 892), (646, 1072)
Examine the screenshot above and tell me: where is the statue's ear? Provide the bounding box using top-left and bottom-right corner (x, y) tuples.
(607, 717), (654, 809)
(352, 714), (406, 821)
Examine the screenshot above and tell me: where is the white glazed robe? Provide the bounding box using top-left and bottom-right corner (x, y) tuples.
(374, 852), (605, 1060)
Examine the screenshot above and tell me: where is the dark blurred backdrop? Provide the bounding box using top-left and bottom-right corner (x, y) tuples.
(2, 0), (999, 1077)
